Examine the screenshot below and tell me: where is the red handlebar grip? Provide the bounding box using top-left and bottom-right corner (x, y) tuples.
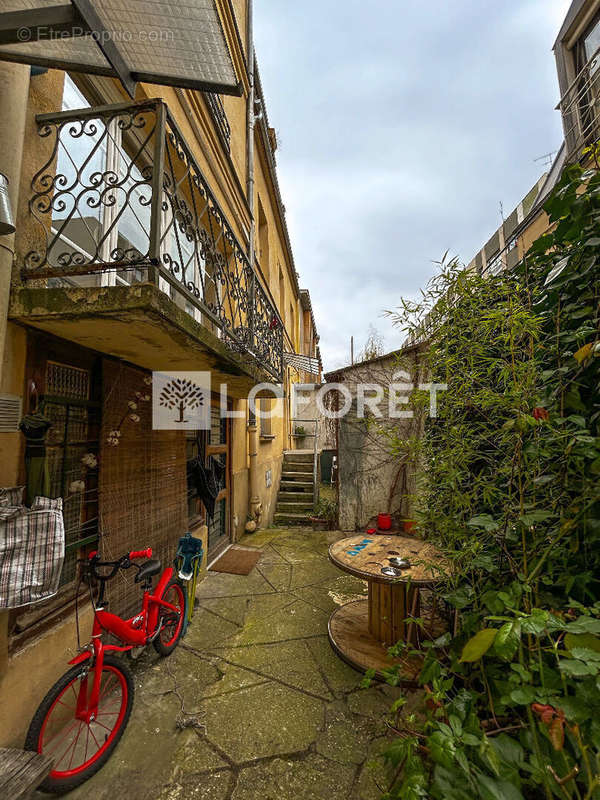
(129, 548), (152, 560)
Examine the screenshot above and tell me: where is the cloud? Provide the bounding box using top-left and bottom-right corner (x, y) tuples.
(254, 0), (572, 369)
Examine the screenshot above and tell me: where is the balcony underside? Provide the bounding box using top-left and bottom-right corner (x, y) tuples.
(10, 283), (270, 398)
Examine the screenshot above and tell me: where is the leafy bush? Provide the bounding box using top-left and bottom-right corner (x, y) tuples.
(314, 496), (338, 523)
(376, 155), (600, 799)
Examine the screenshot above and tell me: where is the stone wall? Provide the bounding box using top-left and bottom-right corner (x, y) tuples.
(332, 345), (427, 532)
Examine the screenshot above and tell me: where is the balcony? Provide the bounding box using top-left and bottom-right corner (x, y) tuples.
(558, 46), (600, 160)
(12, 99), (283, 386)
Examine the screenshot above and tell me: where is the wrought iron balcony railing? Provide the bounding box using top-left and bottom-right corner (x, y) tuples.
(22, 99), (283, 381)
(558, 46), (600, 160)
(204, 93), (231, 152)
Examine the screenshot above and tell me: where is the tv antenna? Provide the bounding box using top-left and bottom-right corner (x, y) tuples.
(534, 151), (557, 169)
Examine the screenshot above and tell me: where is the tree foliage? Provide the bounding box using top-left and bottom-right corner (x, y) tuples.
(375, 155), (600, 799)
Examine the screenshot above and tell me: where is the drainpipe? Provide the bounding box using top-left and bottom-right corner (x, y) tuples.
(246, 418), (262, 533)
(0, 62), (29, 386)
(245, 0), (262, 531)
(0, 61), (30, 677)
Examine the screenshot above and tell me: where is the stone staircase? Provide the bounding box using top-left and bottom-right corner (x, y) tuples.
(273, 450), (315, 526)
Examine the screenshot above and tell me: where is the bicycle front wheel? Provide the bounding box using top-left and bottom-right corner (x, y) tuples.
(25, 654), (134, 794)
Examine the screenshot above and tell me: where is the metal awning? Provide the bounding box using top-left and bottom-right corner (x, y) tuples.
(284, 352), (321, 375)
(0, 0), (241, 97)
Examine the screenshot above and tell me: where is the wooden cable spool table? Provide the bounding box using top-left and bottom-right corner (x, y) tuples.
(328, 534), (449, 684)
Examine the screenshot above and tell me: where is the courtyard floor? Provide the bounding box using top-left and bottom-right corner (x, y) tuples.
(45, 527), (409, 800)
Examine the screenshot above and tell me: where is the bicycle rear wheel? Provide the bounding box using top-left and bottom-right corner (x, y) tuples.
(153, 578), (186, 656)
(25, 654), (134, 793)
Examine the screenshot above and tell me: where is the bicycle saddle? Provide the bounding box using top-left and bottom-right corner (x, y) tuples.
(134, 558), (162, 583)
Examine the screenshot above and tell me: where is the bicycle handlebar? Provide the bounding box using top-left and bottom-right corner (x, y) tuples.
(129, 548), (152, 560)
(83, 548), (152, 582)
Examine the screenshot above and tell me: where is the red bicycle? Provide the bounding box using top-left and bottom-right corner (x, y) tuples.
(26, 548), (186, 794)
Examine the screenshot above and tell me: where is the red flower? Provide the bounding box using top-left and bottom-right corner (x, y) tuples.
(533, 407), (549, 421)
(269, 316), (279, 330)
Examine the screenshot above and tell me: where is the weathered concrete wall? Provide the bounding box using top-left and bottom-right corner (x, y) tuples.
(332, 346), (426, 532)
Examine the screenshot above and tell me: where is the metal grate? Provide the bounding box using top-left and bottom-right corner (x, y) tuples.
(46, 361), (90, 400)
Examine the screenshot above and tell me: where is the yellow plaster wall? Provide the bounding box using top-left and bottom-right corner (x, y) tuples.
(0, 604), (95, 747)
(0, 323), (26, 487)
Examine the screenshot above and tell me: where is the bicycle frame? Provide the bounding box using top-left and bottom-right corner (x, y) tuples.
(69, 564), (176, 724)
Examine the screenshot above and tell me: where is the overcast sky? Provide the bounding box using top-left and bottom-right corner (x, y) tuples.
(253, 0), (571, 370)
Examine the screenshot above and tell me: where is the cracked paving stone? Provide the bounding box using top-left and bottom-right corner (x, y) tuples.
(197, 595), (252, 627)
(351, 737), (396, 800)
(171, 730), (229, 777)
(180, 607), (242, 650)
(232, 753), (355, 800)
(253, 562), (293, 591)
(36, 529), (412, 800)
(215, 639), (332, 700)
(196, 569), (276, 599)
(291, 583), (367, 614)
(347, 687), (393, 719)
(200, 662), (270, 699)
(316, 716), (370, 765)
(305, 635), (363, 693)
(231, 599), (329, 645)
(158, 770), (233, 800)
(288, 560), (341, 589)
(201, 681), (325, 763)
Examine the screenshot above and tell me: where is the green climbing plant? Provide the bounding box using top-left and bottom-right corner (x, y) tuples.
(372, 152), (600, 800)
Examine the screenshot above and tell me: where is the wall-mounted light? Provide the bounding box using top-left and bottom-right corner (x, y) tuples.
(0, 174), (15, 236)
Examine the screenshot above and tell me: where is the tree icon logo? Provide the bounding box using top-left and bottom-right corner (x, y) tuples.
(159, 378), (204, 423)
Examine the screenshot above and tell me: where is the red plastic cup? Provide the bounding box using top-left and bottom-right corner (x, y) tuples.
(378, 513), (392, 531)
(403, 519), (416, 533)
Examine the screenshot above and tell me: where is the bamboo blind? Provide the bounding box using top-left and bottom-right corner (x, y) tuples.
(99, 360), (187, 618)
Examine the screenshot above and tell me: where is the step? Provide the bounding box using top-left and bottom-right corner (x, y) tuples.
(276, 491), (314, 502)
(276, 501), (315, 513)
(283, 454), (314, 464)
(279, 481), (313, 492)
(273, 512), (312, 526)
(281, 471), (314, 480)
(283, 461), (313, 471)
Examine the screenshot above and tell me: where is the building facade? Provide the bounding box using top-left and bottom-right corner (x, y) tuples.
(0, 0), (320, 746)
(469, 0), (600, 278)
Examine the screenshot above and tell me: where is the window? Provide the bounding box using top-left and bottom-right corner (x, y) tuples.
(278, 266), (285, 312)
(289, 302), (295, 343)
(258, 197), (269, 280)
(26, 336), (101, 587)
(50, 76), (151, 287)
(260, 397), (272, 437)
(576, 13), (600, 72)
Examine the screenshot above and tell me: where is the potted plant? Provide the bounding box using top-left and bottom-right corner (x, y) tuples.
(294, 425), (306, 439)
(310, 497), (338, 531)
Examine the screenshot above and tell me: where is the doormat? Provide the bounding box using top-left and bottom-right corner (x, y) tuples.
(209, 546), (262, 575)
